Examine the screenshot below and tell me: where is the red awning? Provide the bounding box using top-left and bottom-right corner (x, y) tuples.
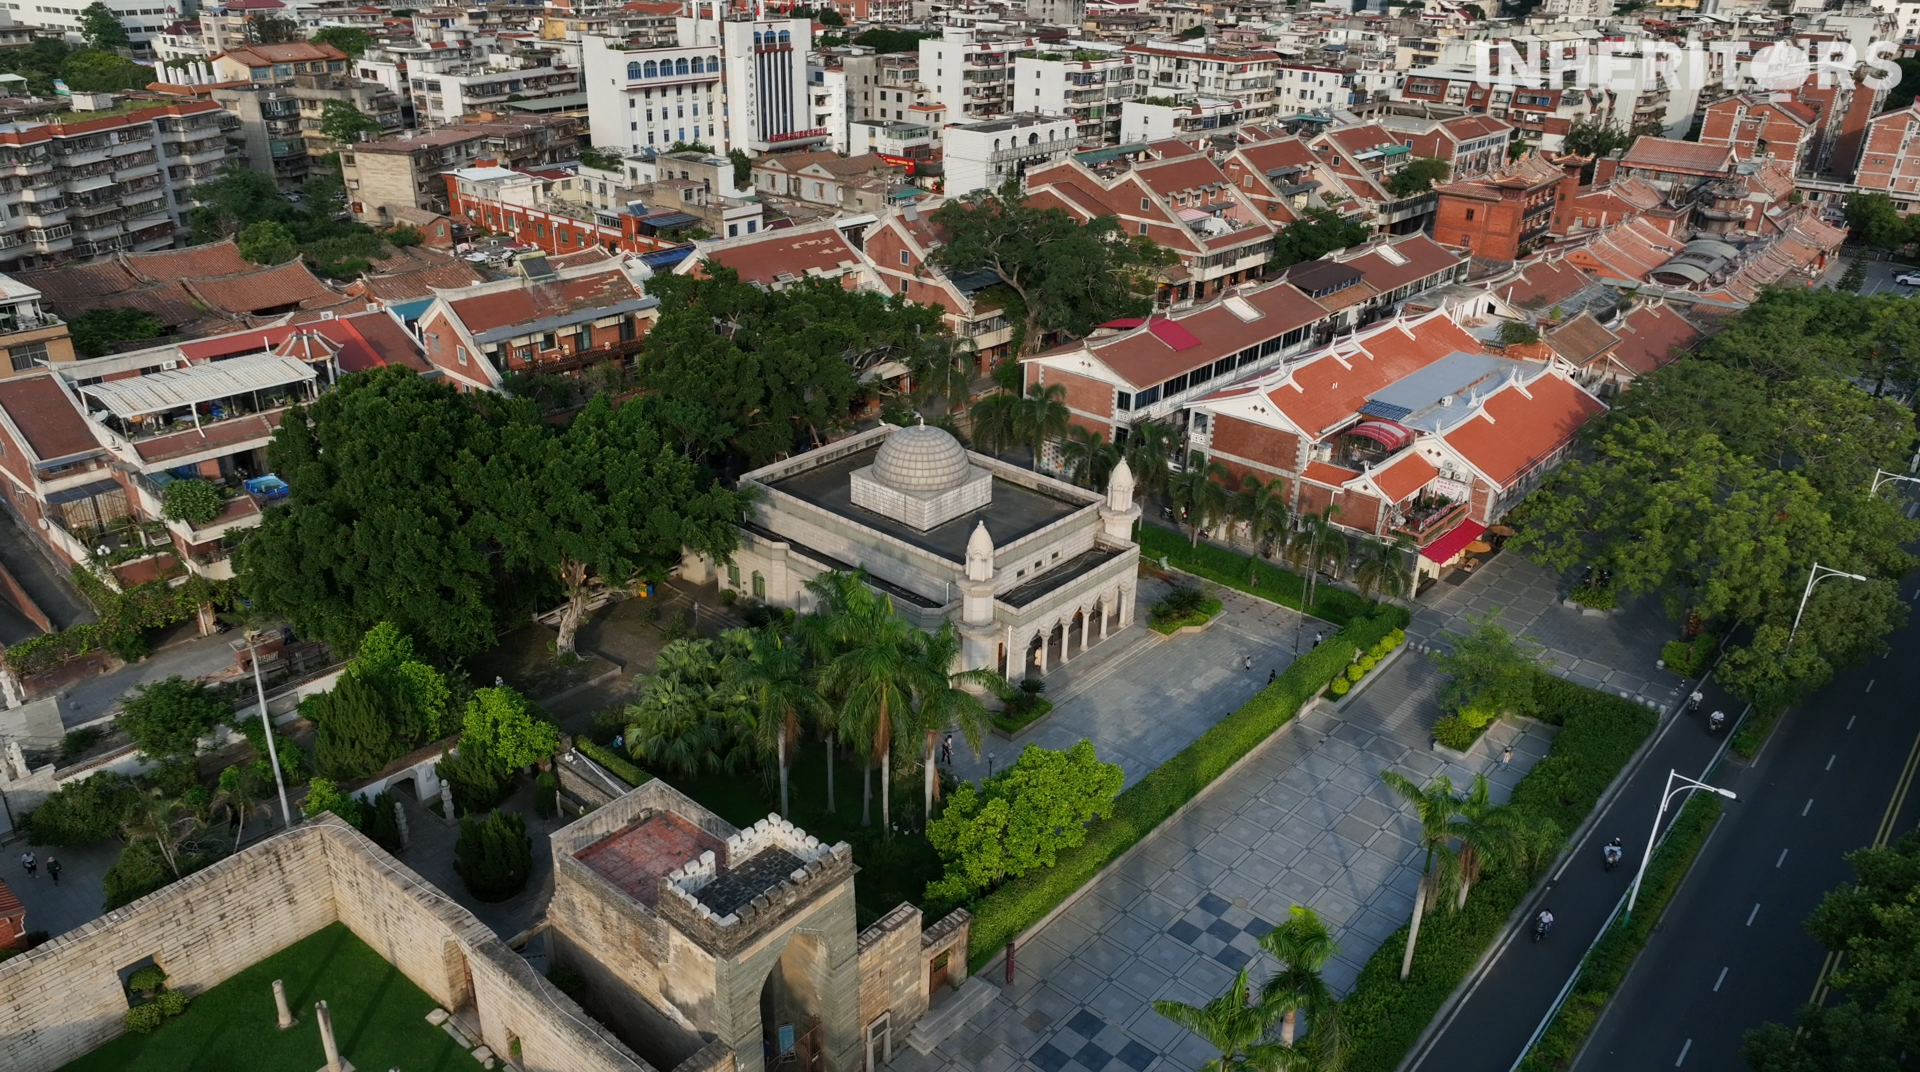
(1347, 421), (1413, 451)
(1420, 520), (1487, 564)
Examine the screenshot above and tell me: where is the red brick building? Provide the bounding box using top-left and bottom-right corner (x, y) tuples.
(1430, 153), (1577, 261)
(1854, 103), (1920, 207)
(1697, 94), (1818, 173)
(415, 262), (657, 391)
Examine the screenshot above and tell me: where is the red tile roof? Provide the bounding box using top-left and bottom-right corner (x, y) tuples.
(188, 261), (340, 316)
(0, 373), (96, 462)
(695, 227), (867, 289)
(1545, 313), (1620, 364)
(133, 412), (284, 464)
(1303, 460), (1362, 488)
(1338, 234), (1464, 294)
(1263, 312), (1484, 438)
(1621, 136), (1736, 175)
(1441, 373), (1604, 487)
(446, 269), (643, 335)
(1498, 257), (1592, 311)
(175, 311), (427, 374)
(1369, 451), (1437, 503)
(1610, 303), (1699, 375)
(1049, 279), (1328, 390)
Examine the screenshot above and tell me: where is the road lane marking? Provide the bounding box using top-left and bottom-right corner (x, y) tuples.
(1676, 1038), (1692, 1066)
(1804, 798), (1814, 816)
(1849, 716), (1858, 730)
(1747, 903), (1761, 926)
(1714, 966), (1728, 992)
(1813, 721), (1920, 1007)
(1828, 755), (1837, 770)
(1777, 849), (1789, 868)
(1868, 679), (1876, 692)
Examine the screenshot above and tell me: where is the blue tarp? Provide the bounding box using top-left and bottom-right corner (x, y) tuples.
(639, 246), (694, 269)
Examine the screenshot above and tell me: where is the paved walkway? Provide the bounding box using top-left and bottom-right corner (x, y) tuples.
(949, 579), (1327, 791)
(389, 777), (576, 941)
(1410, 552), (1681, 709)
(899, 655), (1555, 1072)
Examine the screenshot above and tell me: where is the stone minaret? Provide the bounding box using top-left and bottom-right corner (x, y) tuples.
(959, 520), (999, 673)
(1101, 458), (1142, 542)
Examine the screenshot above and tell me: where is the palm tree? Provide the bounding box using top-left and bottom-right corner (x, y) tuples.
(1058, 423), (1118, 490)
(1260, 906), (1343, 1056)
(821, 601), (922, 833)
(121, 793), (203, 879)
(725, 624), (824, 819)
(1381, 771), (1467, 981)
(797, 571), (883, 814)
(1123, 420), (1177, 500)
(904, 333), (977, 416)
(1452, 773), (1556, 910)
(1352, 537), (1416, 601)
(1154, 967), (1278, 1072)
(1169, 457), (1233, 547)
(965, 390), (1023, 456)
(1299, 504), (1342, 611)
(906, 620), (1001, 817)
(1020, 381), (1070, 472)
(1234, 475), (1292, 582)
(214, 763), (266, 851)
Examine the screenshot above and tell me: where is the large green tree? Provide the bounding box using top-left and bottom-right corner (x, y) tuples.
(310, 27), (371, 58)
(1385, 157), (1449, 198)
(60, 48), (148, 92)
(931, 187), (1170, 353)
(119, 677), (226, 767)
(236, 367), (506, 657)
(77, 2), (128, 49)
(317, 100), (382, 146)
(1271, 207), (1370, 270)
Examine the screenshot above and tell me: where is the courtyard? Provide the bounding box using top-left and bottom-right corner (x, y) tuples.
(54, 923), (467, 1072)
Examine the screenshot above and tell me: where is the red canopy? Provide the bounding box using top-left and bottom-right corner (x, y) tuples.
(1421, 520), (1487, 564)
(1347, 421), (1413, 451)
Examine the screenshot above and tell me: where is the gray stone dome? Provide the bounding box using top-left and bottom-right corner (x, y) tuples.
(872, 423), (971, 492)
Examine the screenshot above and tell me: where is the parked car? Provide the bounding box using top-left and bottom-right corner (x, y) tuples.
(1895, 271), (1920, 287)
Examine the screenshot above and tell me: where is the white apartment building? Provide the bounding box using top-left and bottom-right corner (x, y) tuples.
(583, 31), (727, 154)
(1011, 49), (1139, 147)
(406, 53), (583, 127)
(24, 0), (171, 54)
(1122, 39), (1278, 119)
(809, 61), (850, 153)
(920, 27), (1036, 123)
(945, 112), (1077, 195)
(850, 119), (936, 159)
(718, 16), (820, 153)
(1274, 63), (1350, 113)
(1120, 97), (1256, 143)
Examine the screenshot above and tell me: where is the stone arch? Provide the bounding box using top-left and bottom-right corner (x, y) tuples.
(760, 931), (827, 1069)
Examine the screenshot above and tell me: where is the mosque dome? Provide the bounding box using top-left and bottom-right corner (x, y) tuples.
(871, 423), (971, 493)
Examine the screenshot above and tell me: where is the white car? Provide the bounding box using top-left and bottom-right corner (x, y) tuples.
(1895, 271), (1920, 287)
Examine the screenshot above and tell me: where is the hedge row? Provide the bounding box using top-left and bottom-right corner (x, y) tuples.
(576, 740), (650, 787)
(966, 603), (1411, 970)
(1136, 524), (1373, 625)
(1341, 674), (1659, 1072)
(1516, 793), (1722, 1072)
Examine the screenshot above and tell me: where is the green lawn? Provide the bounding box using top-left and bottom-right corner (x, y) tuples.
(668, 741), (945, 928)
(59, 923), (467, 1072)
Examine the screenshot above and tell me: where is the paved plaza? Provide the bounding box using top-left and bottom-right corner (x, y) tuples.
(950, 578), (1326, 790)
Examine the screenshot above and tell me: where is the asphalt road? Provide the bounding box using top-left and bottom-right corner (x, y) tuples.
(1571, 574), (1920, 1072)
(1402, 648), (1738, 1072)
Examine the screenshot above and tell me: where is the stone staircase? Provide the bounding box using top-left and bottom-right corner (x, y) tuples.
(906, 976), (998, 1055)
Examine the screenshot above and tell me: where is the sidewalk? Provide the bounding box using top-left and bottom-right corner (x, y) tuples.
(900, 654), (1552, 1072)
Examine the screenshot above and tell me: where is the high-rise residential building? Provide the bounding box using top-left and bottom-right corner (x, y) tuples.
(582, 13), (819, 155)
(920, 28), (1038, 123)
(1011, 48), (1138, 147)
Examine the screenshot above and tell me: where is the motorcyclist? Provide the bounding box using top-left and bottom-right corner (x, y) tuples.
(1688, 691), (1703, 714)
(1534, 909), (1555, 941)
(1603, 837), (1623, 870)
(1709, 709), (1727, 732)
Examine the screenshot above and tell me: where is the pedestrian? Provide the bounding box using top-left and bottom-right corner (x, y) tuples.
(1314, 631), (1325, 648)
(941, 733), (954, 766)
(1267, 669), (1276, 685)
(1244, 655), (1253, 671)
(46, 858), (60, 885)
(1500, 745), (1513, 768)
(19, 851), (34, 879)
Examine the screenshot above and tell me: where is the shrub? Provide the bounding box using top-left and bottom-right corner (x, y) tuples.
(59, 726), (104, 763)
(1136, 525), (1374, 624)
(1155, 585), (1210, 619)
(1431, 714), (1480, 751)
(1331, 677), (1351, 696)
(461, 687), (560, 772)
(23, 771), (142, 845)
(454, 810), (532, 902)
(308, 672), (412, 781)
(1661, 634), (1717, 678)
(1431, 611), (1543, 719)
(1360, 654), (1378, 672)
(160, 479), (224, 527)
(437, 737), (515, 814)
(300, 778), (364, 827)
(575, 740), (648, 787)
(119, 676), (227, 766)
(1569, 584), (1617, 610)
(965, 604), (1410, 967)
(534, 771), (560, 818)
(1347, 664), (1366, 682)
(925, 741), (1124, 905)
(126, 965), (168, 996)
(153, 987), (191, 1017)
(103, 837), (195, 910)
(124, 1003), (166, 1033)
(359, 790), (403, 853)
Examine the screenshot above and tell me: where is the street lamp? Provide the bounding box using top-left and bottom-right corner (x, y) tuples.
(1626, 769), (1736, 918)
(1787, 562), (1871, 653)
(1870, 468), (1920, 498)
(246, 632), (294, 830)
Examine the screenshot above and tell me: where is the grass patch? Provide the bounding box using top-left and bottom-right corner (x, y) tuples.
(661, 743), (943, 929)
(965, 604), (1409, 970)
(1516, 793), (1721, 1072)
(57, 922), (464, 1072)
(1731, 708), (1775, 758)
(576, 739), (649, 786)
(1138, 524), (1374, 624)
(1149, 596), (1221, 635)
(992, 698), (1053, 735)
(1340, 673), (1658, 1072)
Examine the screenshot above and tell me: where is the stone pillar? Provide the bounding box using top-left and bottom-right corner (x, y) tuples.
(316, 1000), (343, 1072)
(438, 780), (456, 821)
(1119, 582), (1136, 628)
(1035, 632), (1048, 674)
(1101, 598), (1113, 640)
(957, 522), (999, 675)
(1080, 610), (1091, 653)
(393, 799), (409, 850)
(273, 979), (296, 1029)
(1100, 458), (1143, 542)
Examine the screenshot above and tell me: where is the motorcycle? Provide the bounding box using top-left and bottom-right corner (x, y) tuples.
(1533, 913), (1553, 942)
(1709, 710), (1728, 734)
(1603, 839), (1624, 871)
(1687, 692), (1703, 715)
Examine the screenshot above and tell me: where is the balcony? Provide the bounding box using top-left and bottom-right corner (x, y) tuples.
(52, 143), (111, 167)
(1389, 496), (1469, 543)
(0, 153), (52, 177)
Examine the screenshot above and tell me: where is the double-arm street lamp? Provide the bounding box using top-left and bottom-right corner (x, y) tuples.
(1870, 469), (1920, 498)
(1787, 562), (1871, 653)
(1627, 769), (1737, 918)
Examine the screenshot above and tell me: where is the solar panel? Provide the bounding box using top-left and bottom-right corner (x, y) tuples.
(1359, 399), (1412, 421)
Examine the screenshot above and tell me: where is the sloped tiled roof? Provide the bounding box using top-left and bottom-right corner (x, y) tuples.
(447, 269), (646, 336)
(0, 373), (96, 462)
(1620, 136), (1736, 175)
(1609, 302), (1699, 375)
(1545, 312), (1620, 364)
(1368, 451), (1438, 503)
(1440, 372), (1604, 487)
(1042, 279), (1329, 390)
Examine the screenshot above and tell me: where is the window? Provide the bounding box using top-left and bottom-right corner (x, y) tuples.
(1138, 222), (1148, 235)
(8, 341), (45, 371)
(727, 563), (740, 587)
(751, 571), (766, 599)
(1465, 208), (1475, 221)
(1140, 197), (1150, 209)
(542, 332), (557, 349)
(899, 250), (909, 265)
(455, 345), (467, 365)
